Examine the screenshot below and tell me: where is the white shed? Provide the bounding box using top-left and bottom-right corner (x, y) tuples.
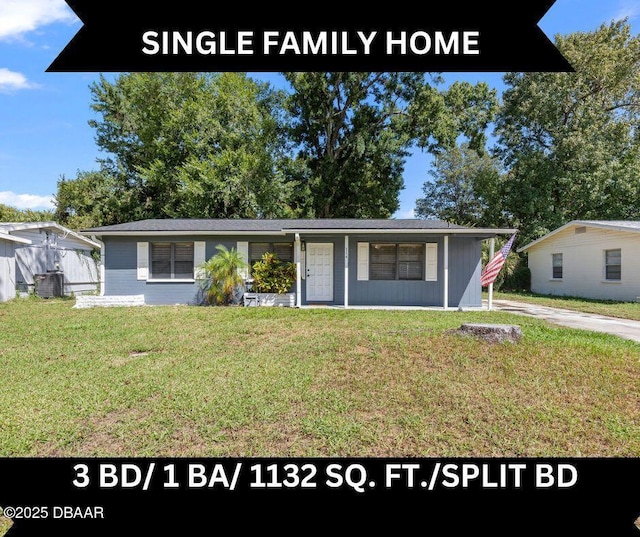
(0, 232), (31, 302)
(0, 222), (101, 297)
(518, 221), (640, 302)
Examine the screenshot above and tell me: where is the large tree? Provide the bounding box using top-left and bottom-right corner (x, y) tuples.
(54, 170), (132, 230)
(494, 20), (640, 243)
(56, 72), (291, 227)
(415, 143), (504, 226)
(284, 72), (498, 218)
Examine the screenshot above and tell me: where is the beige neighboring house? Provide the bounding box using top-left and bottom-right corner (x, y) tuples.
(518, 221), (640, 302)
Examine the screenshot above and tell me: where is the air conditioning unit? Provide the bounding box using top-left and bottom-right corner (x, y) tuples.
(34, 271), (64, 298)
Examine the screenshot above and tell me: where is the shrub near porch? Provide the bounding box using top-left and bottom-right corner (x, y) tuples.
(246, 252), (297, 307)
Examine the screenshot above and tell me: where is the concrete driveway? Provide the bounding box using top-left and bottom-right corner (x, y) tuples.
(489, 299), (640, 344)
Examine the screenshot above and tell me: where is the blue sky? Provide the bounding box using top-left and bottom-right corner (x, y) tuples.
(0, 0), (638, 218)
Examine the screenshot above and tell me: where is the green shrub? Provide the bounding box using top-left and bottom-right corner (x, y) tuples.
(501, 261), (531, 292)
(251, 252), (296, 294)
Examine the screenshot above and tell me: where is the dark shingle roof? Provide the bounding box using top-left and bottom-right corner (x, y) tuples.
(82, 218), (467, 233)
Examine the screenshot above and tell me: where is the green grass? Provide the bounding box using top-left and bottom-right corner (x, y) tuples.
(1, 298), (639, 457)
(493, 291), (640, 321)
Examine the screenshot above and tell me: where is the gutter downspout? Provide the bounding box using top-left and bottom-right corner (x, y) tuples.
(344, 235), (349, 309)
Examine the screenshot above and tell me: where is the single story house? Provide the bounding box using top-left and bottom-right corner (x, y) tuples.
(81, 218), (515, 308)
(518, 220), (640, 302)
(0, 222), (101, 298)
(0, 231), (31, 302)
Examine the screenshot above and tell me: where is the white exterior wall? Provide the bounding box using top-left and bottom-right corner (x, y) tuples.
(9, 227), (99, 295)
(0, 239), (16, 302)
(527, 226), (640, 301)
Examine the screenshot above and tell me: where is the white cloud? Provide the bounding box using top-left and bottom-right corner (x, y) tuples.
(0, 191), (54, 210)
(0, 0), (76, 41)
(614, 0), (640, 21)
(0, 68), (37, 92)
(397, 209), (416, 219)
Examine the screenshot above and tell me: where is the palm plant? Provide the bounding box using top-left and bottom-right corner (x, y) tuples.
(200, 245), (247, 305)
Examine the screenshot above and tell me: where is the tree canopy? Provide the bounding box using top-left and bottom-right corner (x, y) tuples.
(284, 72), (497, 218)
(414, 142), (503, 226)
(0, 204), (54, 223)
(494, 20), (640, 243)
(56, 72), (292, 228)
(416, 20), (640, 246)
(54, 71), (497, 227)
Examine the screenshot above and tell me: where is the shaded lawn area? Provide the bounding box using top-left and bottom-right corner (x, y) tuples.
(493, 291), (640, 321)
(1, 298), (638, 457)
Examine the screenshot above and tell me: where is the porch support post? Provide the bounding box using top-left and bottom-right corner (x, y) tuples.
(344, 235), (349, 309)
(295, 233), (302, 308)
(443, 235), (449, 310)
(488, 237), (495, 311)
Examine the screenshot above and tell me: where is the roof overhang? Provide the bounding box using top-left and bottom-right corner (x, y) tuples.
(82, 230), (288, 237)
(518, 221), (640, 253)
(0, 232), (31, 244)
(286, 228), (517, 236)
(3, 222), (102, 249)
(83, 227), (517, 238)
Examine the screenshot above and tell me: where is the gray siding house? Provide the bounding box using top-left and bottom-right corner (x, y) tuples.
(81, 219), (515, 308)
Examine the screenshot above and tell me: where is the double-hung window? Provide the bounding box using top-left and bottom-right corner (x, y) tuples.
(604, 249), (621, 281)
(551, 253), (563, 279)
(150, 242), (194, 280)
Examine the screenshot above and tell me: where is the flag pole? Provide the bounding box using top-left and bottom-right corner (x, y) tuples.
(488, 237), (495, 311)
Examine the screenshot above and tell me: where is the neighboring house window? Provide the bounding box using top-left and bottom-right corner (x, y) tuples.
(370, 243), (424, 280)
(150, 242), (194, 279)
(552, 253), (563, 279)
(249, 242), (294, 265)
(604, 249), (621, 281)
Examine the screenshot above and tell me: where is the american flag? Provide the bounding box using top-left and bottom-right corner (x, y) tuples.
(481, 233), (517, 287)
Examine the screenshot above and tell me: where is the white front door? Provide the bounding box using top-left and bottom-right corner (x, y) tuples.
(306, 243), (333, 301)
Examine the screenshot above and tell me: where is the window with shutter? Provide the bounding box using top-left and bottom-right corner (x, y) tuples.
(369, 243), (425, 281)
(150, 242), (194, 280)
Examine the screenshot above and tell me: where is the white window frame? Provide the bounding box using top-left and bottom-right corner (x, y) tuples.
(603, 248), (621, 282)
(551, 253), (563, 280)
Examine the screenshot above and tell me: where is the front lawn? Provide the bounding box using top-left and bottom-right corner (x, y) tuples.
(1, 297), (638, 457)
(493, 291), (640, 321)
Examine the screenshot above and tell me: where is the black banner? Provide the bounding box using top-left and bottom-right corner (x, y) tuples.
(46, 0), (573, 72)
(1, 458), (639, 535)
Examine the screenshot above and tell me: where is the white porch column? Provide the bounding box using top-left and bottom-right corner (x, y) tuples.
(443, 235), (449, 310)
(488, 237), (495, 311)
(344, 235), (349, 309)
(295, 233), (302, 308)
